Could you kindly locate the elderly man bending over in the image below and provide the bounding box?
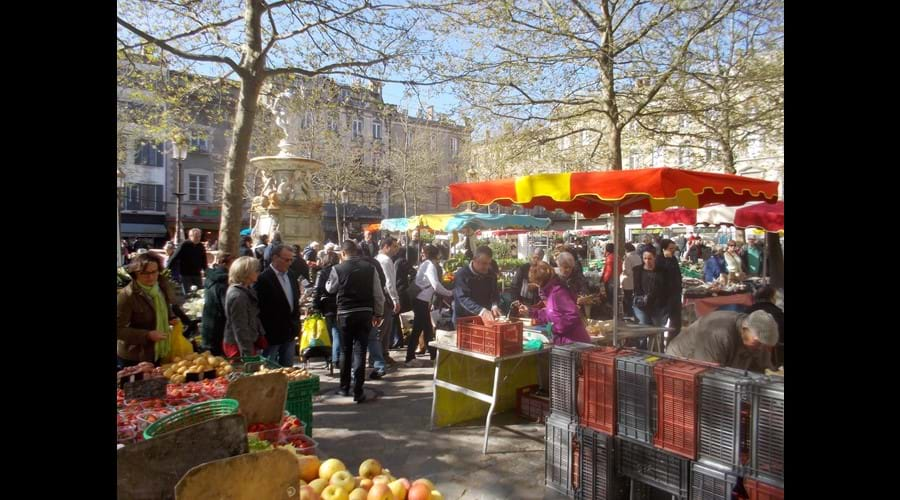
[666,310,777,373]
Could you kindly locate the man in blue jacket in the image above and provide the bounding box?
[704,246,728,283]
[452,245,501,326]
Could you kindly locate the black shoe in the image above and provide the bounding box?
[336,388,350,397]
[369,369,385,380]
[354,393,367,404]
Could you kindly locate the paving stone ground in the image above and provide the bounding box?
[302,347,569,500]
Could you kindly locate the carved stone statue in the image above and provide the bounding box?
[271,90,306,157]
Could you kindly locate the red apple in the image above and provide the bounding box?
[407,483,431,500]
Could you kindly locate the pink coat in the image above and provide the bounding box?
[530,277,592,345]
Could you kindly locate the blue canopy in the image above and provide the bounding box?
[444,213,552,232]
[380,218,411,232]
[240,228,252,236]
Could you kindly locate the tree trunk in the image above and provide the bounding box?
[334,191,342,243]
[218,76,263,256]
[721,140,736,174]
[216,0,266,256]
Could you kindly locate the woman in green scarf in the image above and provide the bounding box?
[117,252,185,369]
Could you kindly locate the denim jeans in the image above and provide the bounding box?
[263,340,297,367]
[336,312,372,397]
[367,327,386,371]
[632,306,667,350]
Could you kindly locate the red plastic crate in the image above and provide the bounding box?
[653,359,708,459]
[743,478,784,500]
[578,347,633,435]
[456,316,523,356]
[516,384,550,423]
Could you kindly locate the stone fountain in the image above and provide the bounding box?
[249,90,325,247]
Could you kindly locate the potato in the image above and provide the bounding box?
[176,366,188,375]
[222,365,233,373]
[163,369,174,378]
[172,356,182,363]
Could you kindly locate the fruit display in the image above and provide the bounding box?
[246,415,314,453]
[584,319,613,336]
[160,351,232,384]
[295,457,443,500]
[252,365,314,382]
[116,378,229,444]
[117,361,165,381]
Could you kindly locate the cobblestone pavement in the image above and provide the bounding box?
[303,347,569,500]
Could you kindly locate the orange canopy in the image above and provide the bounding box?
[449,168,779,217]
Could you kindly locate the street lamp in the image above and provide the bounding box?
[172,138,189,245]
[117,168,126,268]
[339,187,349,242]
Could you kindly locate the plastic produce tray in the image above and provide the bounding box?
[749,378,784,485]
[551,342,598,421]
[697,368,759,472]
[690,462,739,500]
[517,384,550,423]
[546,413,577,497]
[616,352,662,444]
[579,347,634,436]
[653,359,708,459]
[616,437,690,498]
[575,426,628,500]
[456,316,523,356]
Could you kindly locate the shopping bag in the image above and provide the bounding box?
[163,319,194,362]
[299,315,316,351]
[308,316,331,348]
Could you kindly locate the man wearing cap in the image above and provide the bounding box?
[665,310,777,372]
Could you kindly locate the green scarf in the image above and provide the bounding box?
[136,281,171,360]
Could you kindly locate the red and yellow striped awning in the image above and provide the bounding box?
[449,168,779,218]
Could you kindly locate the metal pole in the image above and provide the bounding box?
[613,204,620,346]
[174,160,185,245]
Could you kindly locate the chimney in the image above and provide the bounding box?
[426,106,434,120]
[368,80,382,98]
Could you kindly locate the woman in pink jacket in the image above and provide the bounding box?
[517,261,592,345]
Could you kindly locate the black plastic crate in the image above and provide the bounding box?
[690,463,739,500]
[546,413,578,496]
[616,352,662,444]
[551,342,597,420]
[749,378,784,486]
[576,426,628,500]
[697,368,759,472]
[616,437,690,498]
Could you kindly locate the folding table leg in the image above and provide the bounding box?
[430,349,441,430]
[482,361,502,454]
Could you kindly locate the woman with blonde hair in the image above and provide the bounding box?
[222,256,267,357]
[517,261,592,345]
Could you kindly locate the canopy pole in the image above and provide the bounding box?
[613,204,620,346]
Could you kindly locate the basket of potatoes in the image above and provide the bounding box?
[161,352,233,385]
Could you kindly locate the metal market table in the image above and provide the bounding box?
[428,341,548,454]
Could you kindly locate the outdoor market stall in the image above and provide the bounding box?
[449,167,780,345]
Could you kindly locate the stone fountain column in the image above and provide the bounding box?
[249,90,325,248]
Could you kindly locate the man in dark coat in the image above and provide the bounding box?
[452,245,501,326]
[657,239,683,342]
[166,228,207,295]
[254,243,301,367]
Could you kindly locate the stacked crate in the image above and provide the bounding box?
[747,378,784,491]
[546,342,596,496]
[616,352,663,444]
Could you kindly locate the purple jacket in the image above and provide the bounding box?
[531,276,592,345]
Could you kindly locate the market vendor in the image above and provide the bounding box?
[704,246,728,283]
[510,249,544,311]
[453,245,501,326]
[117,252,190,369]
[665,310,777,372]
[517,261,592,345]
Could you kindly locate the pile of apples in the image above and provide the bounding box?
[296,456,442,500]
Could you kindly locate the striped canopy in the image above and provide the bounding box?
[449,168,779,217]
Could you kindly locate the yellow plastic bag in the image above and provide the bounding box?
[163,319,194,363]
[310,316,331,348]
[299,316,316,351]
